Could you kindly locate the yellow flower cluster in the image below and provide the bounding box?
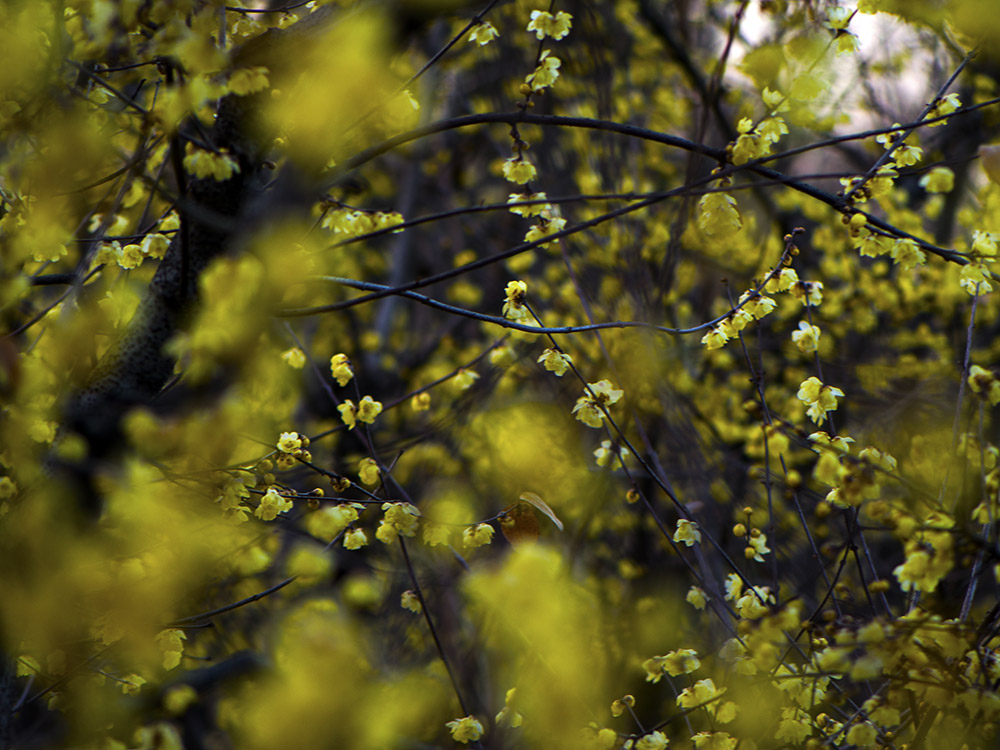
[375,501,420,544]
[183,144,240,181]
[572,380,624,428]
[275,430,311,469]
[526,10,573,41]
[337,396,382,430]
[796,377,844,424]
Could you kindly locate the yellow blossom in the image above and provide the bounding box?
[376,502,420,544]
[677,678,723,709]
[183,144,240,181]
[673,518,701,547]
[791,321,820,353]
[495,687,523,728]
[357,395,383,424]
[454,368,480,391]
[927,93,960,126]
[698,191,742,237]
[527,10,573,40]
[526,50,561,91]
[686,586,708,609]
[747,532,770,561]
[329,353,353,386]
[121,673,146,695]
[156,629,186,671]
[969,365,1000,405]
[797,377,844,424]
[338,400,358,430]
[765,267,798,293]
[503,280,528,320]
[281,347,306,369]
[400,590,422,613]
[920,166,954,193]
[422,523,450,546]
[255,487,293,521]
[359,458,380,485]
[446,716,484,743]
[644,649,701,683]
[635,731,669,750]
[163,684,197,715]
[463,523,495,548]
[742,292,777,319]
[468,21,499,46]
[573,380,624,428]
[724,573,742,601]
[508,191,550,217]
[791,280,823,306]
[276,431,303,454]
[735,586,773,619]
[538,348,573,376]
[890,238,926,269]
[343,528,368,550]
[306,504,359,540]
[701,326,729,350]
[502,158,537,184]
[524,215,567,246]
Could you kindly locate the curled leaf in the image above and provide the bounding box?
[518,491,563,531]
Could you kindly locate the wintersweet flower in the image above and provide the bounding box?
[281,347,306,369]
[343,528,368,550]
[677,678,724,709]
[400,590,422,613]
[526,50,561,91]
[635,731,669,750]
[797,377,844,424]
[453,368,480,390]
[920,166,954,193]
[463,523,494,548]
[791,280,823,306]
[338,400,357,430]
[446,716,484,743]
[741,292,776,319]
[255,487,293,521]
[357,395,382,424]
[468,21,499,45]
[791,321,820,353]
[825,6,852,29]
[538,348,573,376]
[572,380,624,428]
[673,519,701,547]
[735,586,774,619]
[701,326,729,350]
[359,458,381,485]
[927,92,961,126]
[376,502,419,544]
[969,365,1000,405]
[746,531,770,562]
[687,586,707,609]
[503,280,528,320]
[502,157,537,184]
[698,192,742,236]
[890,238,926,269]
[507,191,551,217]
[329,353,353,385]
[527,10,572,40]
